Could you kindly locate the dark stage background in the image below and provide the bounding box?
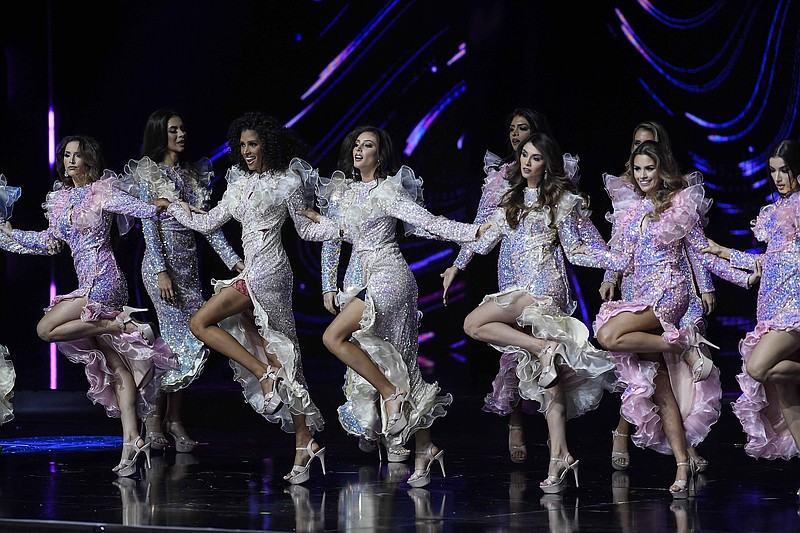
[0,1,797,400]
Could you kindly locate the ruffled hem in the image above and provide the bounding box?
[0,173,22,222]
[482,350,539,416]
[482,289,617,420]
[213,277,324,434]
[160,334,209,392]
[57,329,177,419]
[0,345,15,424]
[595,303,722,454]
[731,321,800,459]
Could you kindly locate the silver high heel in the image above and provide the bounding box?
[407,443,445,488]
[540,455,579,494]
[116,306,156,345]
[538,343,566,389]
[611,430,630,471]
[285,439,327,485]
[670,461,693,499]
[382,435,411,463]
[379,389,408,435]
[165,420,199,453]
[681,328,718,382]
[143,414,168,451]
[258,365,286,415]
[508,424,527,464]
[689,454,708,474]
[113,436,152,477]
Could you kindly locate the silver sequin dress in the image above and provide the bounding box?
[0,172,179,419]
[0,345,14,425]
[127,157,242,392]
[167,160,336,433]
[314,166,480,446]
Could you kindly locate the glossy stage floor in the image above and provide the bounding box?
[1,351,800,533]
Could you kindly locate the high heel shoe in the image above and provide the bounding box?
[116,306,156,345]
[682,328,718,382]
[669,461,693,499]
[407,443,445,488]
[258,365,286,415]
[381,434,411,463]
[285,438,327,485]
[143,414,168,451]
[165,420,199,453]
[508,424,527,464]
[689,455,708,474]
[611,430,630,471]
[540,455,579,494]
[113,437,152,478]
[379,389,408,436]
[538,343,566,389]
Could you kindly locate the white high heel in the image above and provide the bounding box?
[682,328,718,382]
[538,343,566,389]
[407,443,445,488]
[116,306,156,345]
[540,455,579,494]
[611,430,630,471]
[285,439,327,485]
[113,436,152,477]
[670,461,693,499]
[258,365,286,415]
[379,389,408,435]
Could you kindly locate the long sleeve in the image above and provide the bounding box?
[204,229,242,270]
[386,192,479,244]
[167,200,232,234]
[0,229,56,255]
[464,209,504,255]
[321,239,342,293]
[729,248,761,271]
[559,206,629,271]
[687,248,715,294]
[685,225,750,288]
[136,181,168,273]
[453,168,509,269]
[286,186,340,242]
[105,184,163,220]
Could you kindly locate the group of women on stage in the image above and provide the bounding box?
[0,107,798,498]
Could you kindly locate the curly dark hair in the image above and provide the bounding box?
[627,140,684,220]
[769,138,800,197]
[499,132,586,230]
[337,125,399,181]
[226,111,308,172]
[55,135,105,187]
[142,108,188,166]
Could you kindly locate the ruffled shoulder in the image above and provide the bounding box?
[653,179,710,244]
[315,169,353,218]
[754,190,800,241]
[286,157,318,209]
[603,173,640,223]
[43,181,70,218]
[483,150,503,174]
[73,170,137,233]
[0,174,22,222]
[219,167,246,213]
[563,153,580,182]
[124,157,178,201]
[553,191,588,225]
[221,166,300,214]
[373,166,425,236]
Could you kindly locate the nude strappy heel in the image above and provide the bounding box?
[284,439,327,485]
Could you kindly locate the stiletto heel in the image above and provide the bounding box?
[670,461,692,499]
[285,438,327,485]
[143,414,168,451]
[538,343,566,389]
[689,454,708,474]
[379,389,408,435]
[681,328,718,382]
[258,365,286,415]
[116,306,156,345]
[540,455,579,494]
[407,443,445,488]
[611,430,630,471]
[165,420,199,453]
[508,424,527,464]
[114,437,151,477]
[382,435,411,463]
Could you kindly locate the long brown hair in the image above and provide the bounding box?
[499,132,585,230]
[628,140,684,220]
[55,135,105,187]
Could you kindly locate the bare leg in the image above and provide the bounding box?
[36,297,140,342]
[541,383,572,483]
[284,413,324,481]
[190,287,279,397]
[746,330,800,384]
[463,293,552,355]
[164,389,197,447]
[508,403,527,463]
[144,391,169,448]
[612,416,632,470]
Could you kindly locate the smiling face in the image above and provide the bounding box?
[632,153,660,197]
[518,140,546,188]
[509,115,532,152]
[239,129,264,172]
[63,140,90,186]
[770,155,799,196]
[353,131,379,181]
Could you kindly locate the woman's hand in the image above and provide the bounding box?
[322,291,338,315]
[599,281,616,302]
[233,261,245,273]
[701,238,730,260]
[297,208,322,223]
[158,271,176,305]
[151,197,171,215]
[701,292,717,315]
[440,265,460,306]
[0,221,12,236]
[747,259,763,289]
[477,222,492,239]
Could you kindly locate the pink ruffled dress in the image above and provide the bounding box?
[592,175,750,454]
[728,191,800,459]
[0,172,178,419]
[466,187,618,419]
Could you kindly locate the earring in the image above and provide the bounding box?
[64,170,68,177]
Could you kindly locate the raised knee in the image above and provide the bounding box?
[463,315,481,340]
[189,315,207,341]
[36,324,55,343]
[595,327,617,351]
[322,329,341,353]
[745,360,769,383]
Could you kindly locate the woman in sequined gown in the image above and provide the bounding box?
[298,125,486,488]
[0,344,15,453]
[0,135,176,476]
[599,121,716,473]
[702,139,800,494]
[439,107,553,464]
[461,132,618,494]
[127,109,243,452]
[165,111,335,484]
[590,140,758,498]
